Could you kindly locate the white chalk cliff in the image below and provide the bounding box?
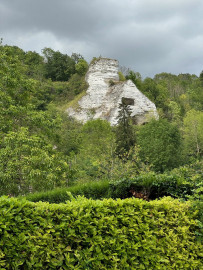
[67,58,158,125]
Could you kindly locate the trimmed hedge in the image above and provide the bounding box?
[0,196,202,269]
[25,180,110,203]
[108,173,194,200]
[25,173,196,204]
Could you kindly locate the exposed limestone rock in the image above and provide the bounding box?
[67,57,159,125]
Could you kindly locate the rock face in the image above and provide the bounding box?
[67,58,158,125]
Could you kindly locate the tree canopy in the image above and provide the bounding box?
[137,119,182,172]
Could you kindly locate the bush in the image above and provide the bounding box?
[0,196,202,269]
[25,180,110,203]
[108,173,194,200]
[118,71,126,81]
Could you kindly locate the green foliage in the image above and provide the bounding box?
[137,118,182,172]
[200,70,203,86]
[115,102,135,157]
[108,161,202,202]
[42,47,76,81]
[0,196,201,269]
[1,45,45,81]
[25,180,110,203]
[108,173,194,200]
[168,100,182,124]
[71,52,84,63]
[0,128,70,196]
[118,71,126,81]
[153,72,203,116]
[72,119,115,180]
[54,114,82,156]
[0,41,202,204]
[0,44,62,136]
[24,50,45,79]
[141,77,169,114]
[126,70,142,89]
[183,109,203,159]
[75,59,88,75]
[68,73,88,95]
[90,56,102,65]
[171,161,203,237]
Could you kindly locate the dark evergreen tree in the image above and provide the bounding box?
[115,101,135,158]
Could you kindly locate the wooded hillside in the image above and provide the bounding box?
[0,42,202,196]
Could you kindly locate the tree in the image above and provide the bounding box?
[0,128,70,196]
[71,119,115,179]
[24,50,45,79]
[141,77,170,113]
[137,119,182,172]
[75,59,88,75]
[200,70,203,86]
[126,70,142,89]
[0,44,35,133]
[183,110,203,159]
[168,101,181,125]
[0,45,62,139]
[55,114,82,156]
[115,102,135,158]
[71,53,84,64]
[42,48,75,81]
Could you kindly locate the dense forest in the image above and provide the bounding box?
[0,41,202,269]
[0,40,202,197]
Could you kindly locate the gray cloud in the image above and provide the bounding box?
[0,0,203,77]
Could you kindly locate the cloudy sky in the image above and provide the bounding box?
[0,0,203,78]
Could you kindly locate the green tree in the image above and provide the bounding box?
[0,44,35,132]
[55,113,82,156]
[199,70,203,86]
[0,128,70,196]
[75,59,88,75]
[126,70,142,89]
[73,119,115,179]
[71,53,84,63]
[0,45,61,140]
[137,119,182,172]
[42,48,75,81]
[24,50,45,79]
[183,109,203,159]
[168,101,181,124]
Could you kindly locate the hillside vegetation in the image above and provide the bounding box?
[0,42,202,194]
[0,41,202,268]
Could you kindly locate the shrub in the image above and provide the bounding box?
[0,196,202,269]
[108,173,194,200]
[109,79,115,86]
[118,71,126,81]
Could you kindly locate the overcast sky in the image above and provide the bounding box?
[0,0,203,78]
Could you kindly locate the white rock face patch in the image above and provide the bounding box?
[67,58,159,125]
